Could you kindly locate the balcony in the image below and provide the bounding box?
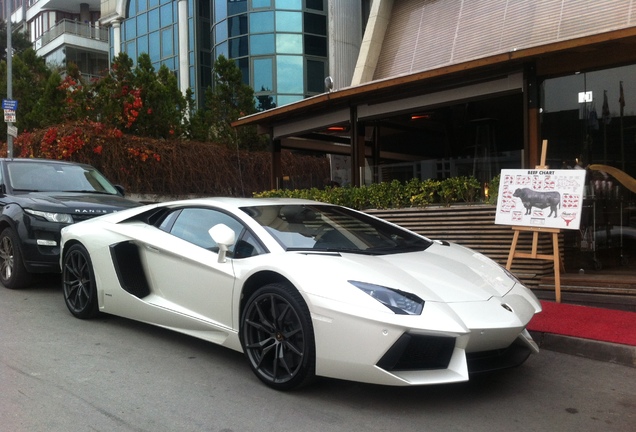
[34,19,109,58]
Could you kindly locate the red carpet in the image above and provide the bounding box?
[527,301,636,346]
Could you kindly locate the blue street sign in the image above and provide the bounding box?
[2,99,18,110]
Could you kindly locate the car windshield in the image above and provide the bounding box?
[7,162,119,194]
[242,204,432,255]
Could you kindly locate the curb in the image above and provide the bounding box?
[530,331,636,368]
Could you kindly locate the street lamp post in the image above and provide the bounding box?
[6,0,14,158]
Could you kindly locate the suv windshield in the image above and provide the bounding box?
[7,162,119,195]
[242,204,432,255]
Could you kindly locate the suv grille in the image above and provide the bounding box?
[73,213,106,223]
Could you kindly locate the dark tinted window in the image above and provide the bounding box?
[7,162,119,195]
[307,59,325,93]
[306,0,323,11]
[304,35,326,56]
[229,36,248,57]
[304,13,326,35]
[243,204,432,254]
[164,207,265,258]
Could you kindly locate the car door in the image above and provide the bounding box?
[138,207,246,329]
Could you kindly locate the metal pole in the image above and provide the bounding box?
[6,0,14,158]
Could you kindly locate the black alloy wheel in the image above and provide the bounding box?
[0,227,31,289]
[62,244,99,319]
[241,283,316,390]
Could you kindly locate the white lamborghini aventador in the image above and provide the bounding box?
[60,197,541,390]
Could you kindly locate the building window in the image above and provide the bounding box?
[230,36,249,57]
[253,57,274,91]
[251,34,275,55]
[306,59,325,93]
[228,14,248,37]
[304,12,326,35]
[276,11,302,32]
[250,11,274,33]
[277,0,302,10]
[304,35,326,57]
[276,34,302,54]
[277,55,303,93]
[252,0,272,9]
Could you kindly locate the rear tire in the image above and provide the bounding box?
[241,283,316,390]
[62,244,99,319]
[0,227,31,289]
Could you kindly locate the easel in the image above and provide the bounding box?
[505,140,562,302]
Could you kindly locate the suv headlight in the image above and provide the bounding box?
[25,209,74,224]
[349,280,424,315]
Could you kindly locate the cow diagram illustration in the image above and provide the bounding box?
[495,169,587,230]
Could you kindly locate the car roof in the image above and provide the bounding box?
[0,158,91,167]
[163,196,325,209]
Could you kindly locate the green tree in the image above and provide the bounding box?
[0,48,52,139]
[90,53,135,130]
[191,55,265,149]
[88,53,186,139]
[25,70,66,127]
[0,21,32,61]
[132,54,186,138]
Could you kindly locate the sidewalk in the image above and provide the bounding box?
[527,300,636,368]
[529,331,636,368]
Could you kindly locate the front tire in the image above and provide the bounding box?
[241,283,316,390]
[0,227,31,289]
[62,244,99,319]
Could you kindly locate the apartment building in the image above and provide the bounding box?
[3,0,107,79]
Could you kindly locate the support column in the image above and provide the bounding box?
[525,63,540,168]
[350,107,360,186]
[372,123,380,183]
[356,123,366,185]
[112,19,122,57]
[178,0,190,96]
[271,138,282,190]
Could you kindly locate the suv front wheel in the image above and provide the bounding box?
[0,227,31,289]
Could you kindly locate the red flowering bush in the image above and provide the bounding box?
[3,120,329,197]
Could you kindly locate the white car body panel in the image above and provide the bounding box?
[60,197,541,387]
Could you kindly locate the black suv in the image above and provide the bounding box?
[0,158,141,289]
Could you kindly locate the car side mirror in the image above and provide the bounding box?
[114,185,126,196]
[209,224,236,263]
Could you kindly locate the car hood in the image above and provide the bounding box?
[299,242,516,304]
[15,191,140,214]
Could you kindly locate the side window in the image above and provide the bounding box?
[169,208,245,252]
[234,230,267,258]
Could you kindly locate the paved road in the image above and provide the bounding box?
[1,276,635,432]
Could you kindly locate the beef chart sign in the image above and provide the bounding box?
[495,169,587,230]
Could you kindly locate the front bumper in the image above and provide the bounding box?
[309,287,541,386]
[17,216,67,273]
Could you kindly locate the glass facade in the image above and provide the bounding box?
[541,64,636,273]
[542,64,636,177]
[119,0,196,94]
[212,0,328,110]
[117,0,327,109]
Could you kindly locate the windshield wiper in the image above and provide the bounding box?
[11,188,42,193]
[60,190,113,195]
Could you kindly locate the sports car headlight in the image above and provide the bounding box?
[25,209,74,224]
[349,281,424,315]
